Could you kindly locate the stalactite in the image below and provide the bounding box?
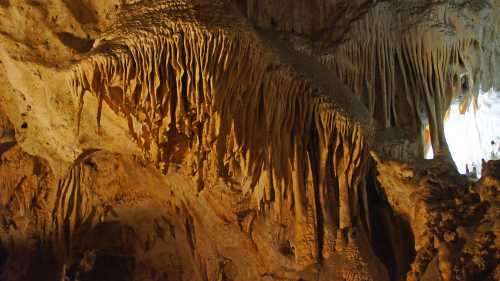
[66,0,375,267]
[48,150,113,263]
[322,2,497,161]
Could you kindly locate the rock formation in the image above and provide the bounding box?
[0,0,498,281]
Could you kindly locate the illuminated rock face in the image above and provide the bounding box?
[0,1,498,281]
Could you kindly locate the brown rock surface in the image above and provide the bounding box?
[0,0,498,281]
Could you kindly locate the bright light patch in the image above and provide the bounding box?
[426,89,500,177]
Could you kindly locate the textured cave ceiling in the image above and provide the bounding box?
[0,1,498,281]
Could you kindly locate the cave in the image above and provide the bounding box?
[0,1,498,281]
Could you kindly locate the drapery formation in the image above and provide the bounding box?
[67,0,374,267]
[322,2,498,159]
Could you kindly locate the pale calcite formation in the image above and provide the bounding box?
[323,1,500,160]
